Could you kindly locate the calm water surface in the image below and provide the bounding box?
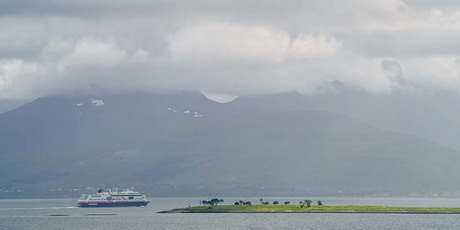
[2,197,460,229]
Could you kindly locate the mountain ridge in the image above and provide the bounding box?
[1,91,460,198]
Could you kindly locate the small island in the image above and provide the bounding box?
[160,205,460,214]
[159,199,460,214]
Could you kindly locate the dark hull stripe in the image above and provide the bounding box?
[77,201,150,208]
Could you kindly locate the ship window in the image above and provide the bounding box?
[129,196,133,200]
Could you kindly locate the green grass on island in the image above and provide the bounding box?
[166,205,460,214]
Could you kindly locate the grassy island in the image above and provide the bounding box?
[160,205,460,214]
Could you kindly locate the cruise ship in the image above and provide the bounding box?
[77,189,150,207]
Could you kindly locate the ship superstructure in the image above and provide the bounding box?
[77,189,150,207]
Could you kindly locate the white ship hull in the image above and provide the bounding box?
[77,189,150,208]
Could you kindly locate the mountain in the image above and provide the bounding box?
[0,99,29,114]
[1,91,460,198]
[234,85,460,152]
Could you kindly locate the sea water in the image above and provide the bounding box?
[2,197,460,229]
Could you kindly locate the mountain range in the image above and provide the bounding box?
[1,90,460,198]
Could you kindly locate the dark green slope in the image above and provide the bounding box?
[145,110,460,194]
[232,86,460,151]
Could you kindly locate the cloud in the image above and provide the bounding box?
[168,23,342,63]
[1,0,460,99]
[166,22,396,95]
[168,23,288,62]
[0,38,152,98]
[288,33,342,58]
[0,59,45,98]
[402,56,460,90]
[59,38,127,69]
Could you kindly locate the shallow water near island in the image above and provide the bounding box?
[2,197,460,229]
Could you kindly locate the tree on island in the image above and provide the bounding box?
[260,198,264,205]
[236,200,251,205]
[201,198,224,206]
[285,201,290,205]
[317,200,322,206]
[273,201,279,205]
[210,198,219,206]
[304,200,312,207]
[264,202,269,205]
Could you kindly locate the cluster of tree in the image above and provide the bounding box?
[201,198,224,206]
[259,198,271,205]
[234,200,252,205]
[299,200,323,207]
[259,198,290,205]
[234,198,321,207]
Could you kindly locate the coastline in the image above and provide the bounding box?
[159,205,460,214]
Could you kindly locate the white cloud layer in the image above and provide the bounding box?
[1,0,460,99]
[168,23,342,62]
[60,38,127,68]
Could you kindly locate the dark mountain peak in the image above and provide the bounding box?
[3,91,213,113]
[328,79,347,91]
[381,59,407,85]
[230,91,307,110]
[317,79,369,96]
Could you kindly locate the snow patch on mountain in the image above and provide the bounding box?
[168,107,178,112]
[193,112,204,117]
[91,99,105,107]
[168,107,204,118]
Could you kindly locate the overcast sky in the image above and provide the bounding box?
[1,0,460,101]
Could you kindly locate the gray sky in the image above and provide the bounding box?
[1,0,460,101]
